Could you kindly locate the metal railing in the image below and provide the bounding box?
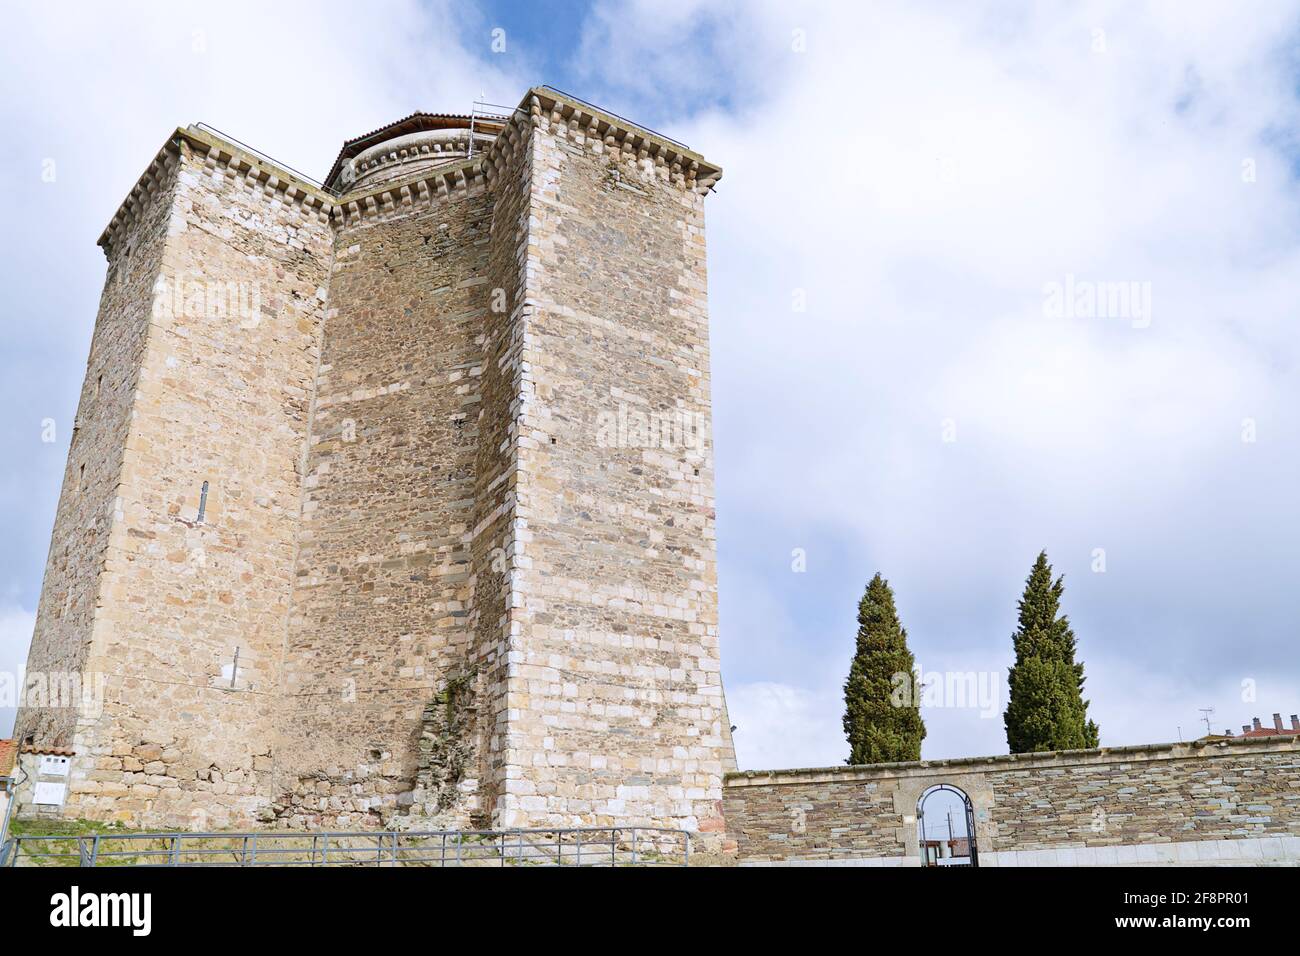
[469,98,519,159]
[538,86,689,149]
[0,826,690,868]
[194,123,326,189]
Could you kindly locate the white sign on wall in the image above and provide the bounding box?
[39,755,70,777]
[33,782,67,806]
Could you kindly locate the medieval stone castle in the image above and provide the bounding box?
[14,88,734,840]
[14,86,1300,866]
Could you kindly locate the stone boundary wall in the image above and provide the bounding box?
[723,736,1300,866]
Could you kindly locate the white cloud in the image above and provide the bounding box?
[0,605,36,738]
[582,0,1300,764]
[0,0,533,402]
[728,681,845,770]
[4,0,1298,770]
[3,0,528,193]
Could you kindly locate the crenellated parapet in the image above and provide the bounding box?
[330,156,489,228]
[346,127,494,190]
[187,129,334,226]
[96,87,722,258]
[480,88,723,195]
[97,142,180,259]
[97,125,334,259]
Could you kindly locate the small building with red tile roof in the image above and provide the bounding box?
[1237,714,1300,738]
[0,739,16,778]
[0,738,16,842]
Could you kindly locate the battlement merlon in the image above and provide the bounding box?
[520,87,721,185]
[95,88,723,259]
[95,124,334,259]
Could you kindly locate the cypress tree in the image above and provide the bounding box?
[1004,551,1100,753]
[843,572,926,764]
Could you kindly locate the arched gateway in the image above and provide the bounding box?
[917,784,979,867]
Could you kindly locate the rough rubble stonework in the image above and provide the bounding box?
[14,87,1298,868]
[13,89,733,844]
[724,736,1300,865]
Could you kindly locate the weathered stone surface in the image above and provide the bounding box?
[482,103,732,838]
[15,89,1295,865]
[14,89,734,844]
[723,737,1300,864]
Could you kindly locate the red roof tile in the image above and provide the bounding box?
[323,112,506,191]
[0,739,16,776]
[19,745,75,756]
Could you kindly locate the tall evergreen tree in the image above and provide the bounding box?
[1004,551,1100,753]
[843,573,926,764]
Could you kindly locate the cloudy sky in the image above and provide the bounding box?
[2,0,1297,768]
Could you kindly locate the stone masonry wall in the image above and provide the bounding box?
[479,98,735,839]
[15,149,181,756]
[724,737,1300,865]
[17,90,734,841]
[275,171,494,828]
[16,135,334,828]
[469,119,533,828]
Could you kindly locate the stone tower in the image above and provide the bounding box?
[14,88,734,843]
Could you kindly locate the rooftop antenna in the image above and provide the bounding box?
[1199,706,1216,736]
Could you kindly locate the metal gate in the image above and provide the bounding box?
[917,784,978,868]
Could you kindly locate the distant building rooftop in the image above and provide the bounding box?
[1235,713,1299,738]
